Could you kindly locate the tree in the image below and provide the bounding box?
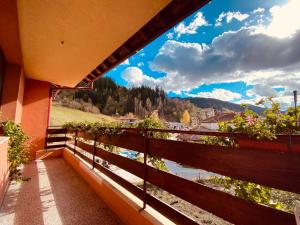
[135,115,169,171]
[180,110,190,125]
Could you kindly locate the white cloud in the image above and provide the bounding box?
[137,62,144,67]
[240,90,294,109]
[252,8,265,14]
[121,67,157,87]
[187,89,242,101]
[122,0,300,104]
[174,12,208,37]
[151,17,300,92]
[257,0,300,38]
[215,11,249,26]
[166,32,174,39]
[120,59,130,66]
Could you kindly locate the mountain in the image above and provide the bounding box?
[183,97,265,114]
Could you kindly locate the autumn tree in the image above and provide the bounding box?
[180,110,191,125]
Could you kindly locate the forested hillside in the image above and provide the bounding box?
[54,77,198,122]
[54,77,264,122]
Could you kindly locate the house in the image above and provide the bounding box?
[118,115,138,125]
[166,122,188,130]
[191,108,215,126]
[199,112,237,130]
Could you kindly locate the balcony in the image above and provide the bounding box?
[0,158,122,225]
[1,126,291,225]
[0,127,299,225]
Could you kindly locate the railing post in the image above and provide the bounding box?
[45,128,49,150]
[142,130,149,210]
[74,130,78,155]
[92,137,97,169]
[64,129,67,147]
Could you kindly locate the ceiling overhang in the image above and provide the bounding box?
[80,0,211,87]
[0,0,211,87]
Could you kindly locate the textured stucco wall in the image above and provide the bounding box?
[0,64,24,123]
[21,79,50,159]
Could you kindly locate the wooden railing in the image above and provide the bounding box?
[45,127,300,225]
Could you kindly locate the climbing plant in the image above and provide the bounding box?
[202,98,300,210]
[2,121,30,179]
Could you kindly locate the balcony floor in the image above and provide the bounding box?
[0,158,123,225]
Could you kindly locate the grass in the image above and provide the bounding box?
[50,105,115,126]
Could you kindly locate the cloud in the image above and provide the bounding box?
[252,8,265,14]
[120,59,130,66]
[248,84,278,97]
[151,22,300,92]
[122,0,300,105]
[121,67,197,92]
[166,33,174,39]
[152,25,300,82]
[137,62,144,67]
[258,0,300,38]
[187,88,242,101]
[240,88,294,109]
[215,11,249,26]
[121,67,158,87]
[174,12,208,37]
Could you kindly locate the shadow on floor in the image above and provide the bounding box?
[0,158,123,225]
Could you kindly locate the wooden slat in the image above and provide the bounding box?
[95,147,144,178]
[77,131,94,140]
[98,133,144,152]
[47,128,66,134]
[46,136,68,143]
[148,139,300,194]
[92,162,197,225]
[45,144,65,149]
[74,149,93,165]
[76,140,94,154]
[147,166,295,225]
[94,163,144,199]
[146,193,199,225]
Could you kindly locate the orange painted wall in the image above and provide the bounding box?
[0,137,9,206]
[21,79,50,159]
[0,64,24,123]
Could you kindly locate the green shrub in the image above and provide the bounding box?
[202,97,300,211]
[134,115,169,171]
[2,121,30,179]
[63,115,169,171]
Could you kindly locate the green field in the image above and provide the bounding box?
[50,105,115,126]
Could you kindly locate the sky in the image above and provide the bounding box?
[105,0,300,109]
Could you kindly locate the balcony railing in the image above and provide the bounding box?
[46,127,300,225]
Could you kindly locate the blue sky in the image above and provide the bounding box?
[105,0,300,109]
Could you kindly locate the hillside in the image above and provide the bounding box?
[54,77,197,122]
[50,105,115,126]
[54,77,265,123]
[185,97,265,114]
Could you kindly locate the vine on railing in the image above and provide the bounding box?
[62,115,169,171]
[202,98,300,211]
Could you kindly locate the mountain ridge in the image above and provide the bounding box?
[176,97,265,114]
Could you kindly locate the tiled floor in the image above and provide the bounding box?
[0,158,123,225]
